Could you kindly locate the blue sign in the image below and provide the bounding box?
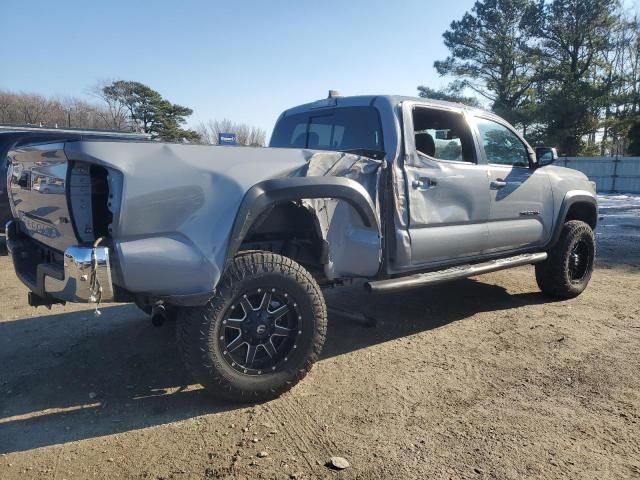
[219,133,237,145]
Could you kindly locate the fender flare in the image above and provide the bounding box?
[224,176,380,267]
[545,191,597,249]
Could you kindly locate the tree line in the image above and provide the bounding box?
[0,90,111,131]
[0,81,267,146]
[196,119,266,146]
[422,0,640,156]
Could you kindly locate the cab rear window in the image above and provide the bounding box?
[270,107,383,153]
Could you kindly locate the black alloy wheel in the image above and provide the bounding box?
[177,251,327,402]
[219,287,302,375]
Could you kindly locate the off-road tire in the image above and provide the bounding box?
[177,251,327,402]
[535,220,595,299]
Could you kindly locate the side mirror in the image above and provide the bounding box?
[536,147,558,167]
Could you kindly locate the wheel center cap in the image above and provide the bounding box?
[256,324,267,335]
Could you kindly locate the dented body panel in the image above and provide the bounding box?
[4,95,598,308]
[6,138,382,303]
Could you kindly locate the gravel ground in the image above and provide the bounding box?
[0,194,638,479]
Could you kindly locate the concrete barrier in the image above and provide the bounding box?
[556,157,640,193]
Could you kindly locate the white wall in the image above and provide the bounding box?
[557,157,640,193]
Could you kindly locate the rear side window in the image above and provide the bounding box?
[412,107,476,163]
[270,107,383,153]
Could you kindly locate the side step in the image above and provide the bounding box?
[366,252,548,294]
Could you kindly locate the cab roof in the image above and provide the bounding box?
[280,94,496,120]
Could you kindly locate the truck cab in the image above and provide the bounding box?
[269,94,596,281]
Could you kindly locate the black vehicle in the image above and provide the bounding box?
[1,157,10,227]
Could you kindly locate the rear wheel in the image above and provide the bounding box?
[535,220,595,299]
[177,251,327,402]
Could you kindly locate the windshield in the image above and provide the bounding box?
[270,107,384,155]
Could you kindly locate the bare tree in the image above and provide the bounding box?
[197,119,267,146]
[597,12,640,155]
[17,93,49,125]
[0,87,127,131]
[89,81,130,131]
[0,90,13,123]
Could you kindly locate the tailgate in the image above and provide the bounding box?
[2,127,150,252]
[7,142,78,252]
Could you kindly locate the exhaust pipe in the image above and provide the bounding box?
[151,305,167,327]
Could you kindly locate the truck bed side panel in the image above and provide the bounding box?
[63,142,381,296]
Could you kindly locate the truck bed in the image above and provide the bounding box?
[3,131,382,305]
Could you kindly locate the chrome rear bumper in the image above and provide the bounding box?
[6,220,114,304]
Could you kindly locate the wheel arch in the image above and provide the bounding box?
[546,191,597,249]
[237,201,329,275]
[224,177,381,280]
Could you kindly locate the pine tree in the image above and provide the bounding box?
[100,81,199,141]
[433,0,541,127]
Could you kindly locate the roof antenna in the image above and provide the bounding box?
[328,90,341,98]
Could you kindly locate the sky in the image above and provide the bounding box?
[2,0,639,136]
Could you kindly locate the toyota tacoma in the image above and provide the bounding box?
[2,94,598,402]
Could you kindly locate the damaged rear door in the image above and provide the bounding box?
[401,102,491,266]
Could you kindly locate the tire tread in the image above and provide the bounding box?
[535,220,595,299]
[177,251,327,402]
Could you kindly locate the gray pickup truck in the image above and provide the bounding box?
[3,94,597,402]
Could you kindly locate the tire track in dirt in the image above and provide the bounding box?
[284,395,339,455]
[263,394,338,471]
[262,402,317,471]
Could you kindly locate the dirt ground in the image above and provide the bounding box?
[0,195,639,480]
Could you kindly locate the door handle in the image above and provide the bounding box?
[412,177,437,189]
[490,179,507,190]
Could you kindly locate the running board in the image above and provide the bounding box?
[365,252,548,294]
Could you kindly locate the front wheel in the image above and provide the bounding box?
[177,251,327,402]
[535,220,595,299]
